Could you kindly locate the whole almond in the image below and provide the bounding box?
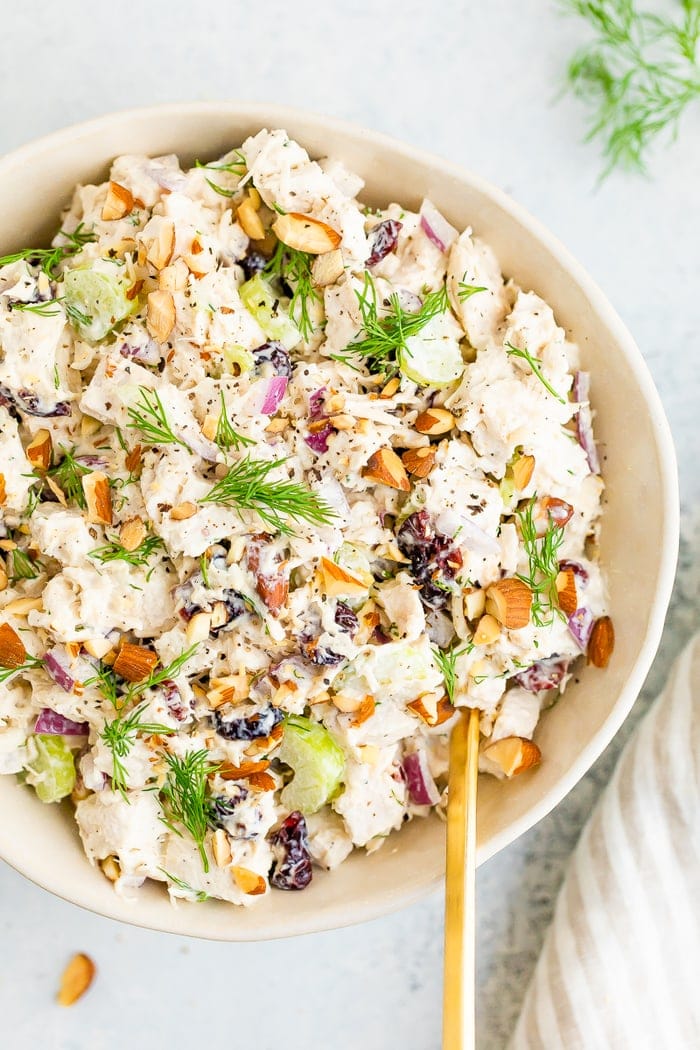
[555,568,578,617]
[147,289,176,343]
[401,446,436,478]
[414,407,455,436]
[237,196,266,240]
[25,429,53,471]
[119,517,147,552]
[0,622,27,668]
[272,212,341,254]
[588,615,615,668]
[486,578,532,629]
[101,181,134,221]
[482,736,541,777]
[363,447,410,491]
[57,953,95,1007]
[112,643,159,683]
[511,453,535,490]
[82,472,113,526]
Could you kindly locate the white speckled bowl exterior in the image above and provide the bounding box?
[0,103,678,941]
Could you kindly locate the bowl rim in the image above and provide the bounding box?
[0,101,680,939]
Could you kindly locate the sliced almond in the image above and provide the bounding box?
[0,622,27,668]
[407,692,440,726]
[328,413,355,431]
[158,258,190,293]
[82,471,112,526]
[414,408,455,436]
[147,289,176,343]
[231,866,266,896]
[99,855,121,882]
[186,611,212,644]
[380,377,400,399]
[486,578,532,630]
[247,770,276,792]
[464,588,486,621]
[124,444,142,474]
[57,953,95,1007]
[206,671,250,710]
[219,759,271,781]
[434,696,455,726]
[588,615,615,668]
[126,278,144,302]
[170,501,198,521]
[212,828,232,867]
[237,196,266,240]
[3,595,42,616]
[311,248,345,287]
[118,516,147,552]
[272,212,342,254]
[473,613,501,646]
[45,476,67,506]
[331,693,364,714]
[511,453,535,491]
[318,557,368,598]
[555,569,578,616]
[482,736,541,777]
[144,218,175,270]
[101,180,134,221]
[112,642,158,683]
[25,429,53,471]
[401,446,436,479]
[363,447,410,491]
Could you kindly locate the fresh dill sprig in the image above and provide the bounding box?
[199,553,210,587]
[562,0,700,175]
[335,273,450,375]
[46,446,93,509]
[0,654,44,684]
[84,661,120,707]
[8,547,43,583]
[194,152,247,197]
[0,223,96,279]
[200,455,336,536]
[124,645,198,702]
[101,704,177,798]
[457,282,487,302]
[515,496,566,626]
[89,534,166,574]
[7,296,92,328]
[127,387,192,452]
[432,643,472,704]
[214,391,255,452]
[265,240,320,342]
[159,750,221,871]
[505,343,566,404]
[157,868,210,901]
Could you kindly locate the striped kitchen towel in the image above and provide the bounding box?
[510,633,700,1050]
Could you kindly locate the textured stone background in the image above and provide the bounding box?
[0,2,698,1047]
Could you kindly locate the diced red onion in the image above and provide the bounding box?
[144,160,187,192]
[395,288,423,313]
[402,751,441,806]
[308,388,327,421]
[35,708,88,736]
[305,424,333,454]
[515,656,570,693]
[435,511,501,557]
[568,607,594,650]
[559,559,589,586]
[119,338,161,366]
[259,376,288,415]
[573,371,601,474]
[419,199,458,254]
[43,649,75,693]
[75,454,108,469]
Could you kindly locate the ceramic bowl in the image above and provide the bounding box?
[0,102,678,940]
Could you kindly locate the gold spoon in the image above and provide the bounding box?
[443,705,481,1049]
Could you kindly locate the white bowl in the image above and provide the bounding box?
[0,103,678,940]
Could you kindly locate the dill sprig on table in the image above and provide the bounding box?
[200,455,336,535]
[265,240,320,342]
[562,0,700,174]
[505,343,566,404]
[515,497,566,626]
[101,704,177,798]
[159,750,221,871]
[0,223,96,278]
[126,386,192,452]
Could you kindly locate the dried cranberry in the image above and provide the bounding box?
[252,341,292,379]
[366,219,402,268]
[396,510,461,610]
[514,656,570,693]
[209,785,249,827]
[300,635,344,666]
[213,704,283,741]
[240,251,268,280]
[559,560,589,586]
[269,812,313,891]
[15,389,70,417]
[335,602,358,635]
[161,680,190,722]
[210,590,247,636]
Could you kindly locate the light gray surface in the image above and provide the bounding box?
[0,2,698,1047]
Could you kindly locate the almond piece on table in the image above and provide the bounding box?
[170,501,198,521]
[147,289,176,343]
[588,615,615,668]
[0,622,27,668]
[272,212,342,254]
[482,736,541,777]
[311,248,345,287]
[486,578,532,630]
[511,453,535,491]
[237,196,266,240]
[555,568,578,616]
[318,557,368,598]
[25,429,53,471]
[414,407,455,436]
[401,446,436,479]
[101,180,134,221]
[473,613,501,646]
[231,866,267,896]
[82,471,112,526]
[363,447,410,491]
[57,953,95,1007]
[119,517,147,552]
[113,642,159,683]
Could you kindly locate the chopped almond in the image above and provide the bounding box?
[212,828,232,867]
[349,695,375,727]
[272,212,341,254]
[332,693,364,714]
[219,759,271,780]
[99,856,121,882]
[101,180,134,221]
[536,496,574,533]
[119,517,147,552]
[486,578,532,629]
[0,474,5,506]
[25,430,53,471]
[482,736,541,777]
[2,596,42,616]
[0,622,27,668]
[407,692,441,726]
[82,471,112,526]
[318,557,367,598]
[588,615,615,668]
[0,566,7,592]
[247,770,277,792]
[147,289,176,343]
[401,446,436,478]
[83,637,114,660]
[555,568,578,616]
[231,866,266,896]
[158,258,190,293]
[237,196,266,240]
[464,588,486,621]
[124,445,142,474]
[433,696,456,726]
[113,643,158,683]
[45,476,67,506]
[144,218,175,270]
[80,415,102,438]
[186,611,212,644]
[126,278,144,302]
[379,376,400,399]
[247,535,289,614]
[363,447,410,491]
[473,613,501,646]
[511,454,535,490]
[414,408,455,435]
[170,501,198,521]
[311,248,345,287]
[57,953,95,1007]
